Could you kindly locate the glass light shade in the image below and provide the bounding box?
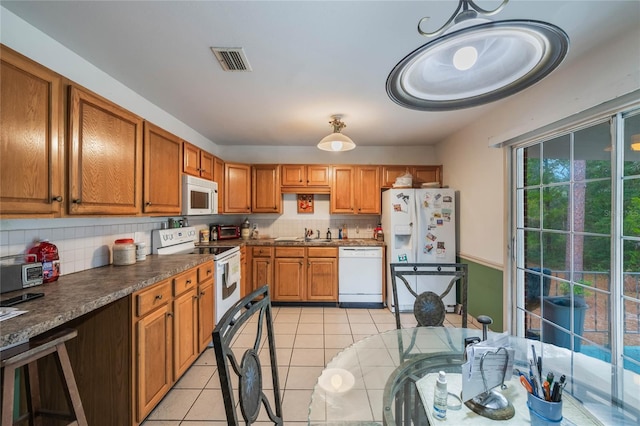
[387,20,569,110]
[317,132,356,151]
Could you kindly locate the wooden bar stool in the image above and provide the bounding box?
[1,328,87,426]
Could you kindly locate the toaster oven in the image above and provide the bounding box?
[216,225,240,240]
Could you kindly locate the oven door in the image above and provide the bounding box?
[215,252,241,322]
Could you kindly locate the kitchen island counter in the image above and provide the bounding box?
[0,253,213,348]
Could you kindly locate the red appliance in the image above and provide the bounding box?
[216,225,240,240]
[27,240,60,283]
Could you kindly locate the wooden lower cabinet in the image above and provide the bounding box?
[172,287,198,379]
[307,247,338,301]
[197,261,215,351]
[271,246,338,302]
[251,246,274,294]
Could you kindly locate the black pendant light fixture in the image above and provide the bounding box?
[386,0,569,111]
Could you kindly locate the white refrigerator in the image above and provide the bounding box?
[381,188,457,312]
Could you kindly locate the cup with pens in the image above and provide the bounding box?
[520,345,565,425]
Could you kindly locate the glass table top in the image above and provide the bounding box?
[307,327,640,425]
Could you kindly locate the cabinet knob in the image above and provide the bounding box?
[51,195,63,202]
[167,312,173,317]
[207,269,212,274]
[73,199,82,204]
[186,279,192,284]
[146,201,152,206]
[155,294,163,300]
[201,290,205,295]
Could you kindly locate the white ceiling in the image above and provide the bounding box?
[3,1,639,149]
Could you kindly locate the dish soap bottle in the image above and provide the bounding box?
[433,371,447,420]
[326,228,332,240]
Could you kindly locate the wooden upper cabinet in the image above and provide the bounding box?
[280,164,330,191]
[413,165,442,187]
[224,162,251,213]
[330,166,355,213]
[381,165,443,188]
[0,46,63,217]
[68,86,143,215]
[331,165,380,214]
[355,166,381,214]
[183,141,214,180]
[143,122,182,215]
[213,156,224,212]
[252,164,281,213]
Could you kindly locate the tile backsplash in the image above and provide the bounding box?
[0,194,380,277]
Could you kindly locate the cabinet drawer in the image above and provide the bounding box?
[173,268,197,296]
[307,247,337,258]
[275,247,305,258]
[136,280,171,318]
[198,261,214,282]
[252,246,273,257]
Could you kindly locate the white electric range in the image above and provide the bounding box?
[152,227,241,322]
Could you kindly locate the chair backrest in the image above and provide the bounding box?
[212,285,283,425]
[389,263,468,330]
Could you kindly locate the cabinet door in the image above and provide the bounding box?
[307,165,330,187]
[213,156,224,211]
[224,162,251,213]
[273,258,305,301]
[200,150,215,181]
[136,303,172,422]
[197,279,214,352]
[173,288,198,379]
[281,165,306,187]
[307,257,338,301]
[381,166,412,188]
[330,166,355,214]
[1,46,63,216]
[252,257,273,292]
[413,165,442,187]
[143,122,182,215]
[356,166,381,214]
[182,141,201,177]
[68,86,143,214]
[252,164,281,213]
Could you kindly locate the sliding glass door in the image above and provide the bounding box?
[512,108,640,374]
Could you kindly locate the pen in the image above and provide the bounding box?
[551,382,560,402]
[543,381,551,401]
[520,375,533,394]
[546,372,554,387]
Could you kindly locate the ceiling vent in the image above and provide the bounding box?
[210,47,252,72]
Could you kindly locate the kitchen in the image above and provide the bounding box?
[0,1,639,425]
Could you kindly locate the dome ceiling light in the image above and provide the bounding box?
[317,116,356,152]
[386,0,570,111]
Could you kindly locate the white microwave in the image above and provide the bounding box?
[182,175,218,215]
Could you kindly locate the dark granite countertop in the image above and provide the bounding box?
[197,238,385,248]
[0,254,213,349]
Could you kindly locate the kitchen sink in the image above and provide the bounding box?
[274,236,302,241]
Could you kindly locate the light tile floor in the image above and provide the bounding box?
[141,306,481,425]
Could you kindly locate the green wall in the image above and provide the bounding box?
[459,257,504,332]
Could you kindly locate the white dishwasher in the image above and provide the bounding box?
[338,247,384,308]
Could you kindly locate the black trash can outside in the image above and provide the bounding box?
[542,296,588,351]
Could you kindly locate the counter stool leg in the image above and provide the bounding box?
[2,365,17,426]
[25,362,42,425]
[54,342,87,426]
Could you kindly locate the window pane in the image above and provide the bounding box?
[623,178,640,237]
[624,113,640,177]
[542,232,568,271]
[524,145,541,186]
[523,188,540,228]
[623,299,640,372]
[574,122,611,179]
[524,267,551,313]
[543,135,570,184]
[524,230,541,268]
[543,185,569,230]
[580,235,611,283]
[578,181,611,234]
[622,240,640,282]
[583,288,610,348]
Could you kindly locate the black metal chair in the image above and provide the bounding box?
[212,285,283,425]
[389,262,469,330]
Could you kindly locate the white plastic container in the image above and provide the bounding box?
[113,239,136,266]
[433,370,447,420]
[135,242,147,262]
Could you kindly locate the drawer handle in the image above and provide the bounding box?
[186,279,192,284]
[207,269,212,274]
[52,195,63,202]
[200,290,205,296]
[155,294,163,300]
[73,199,82,204]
